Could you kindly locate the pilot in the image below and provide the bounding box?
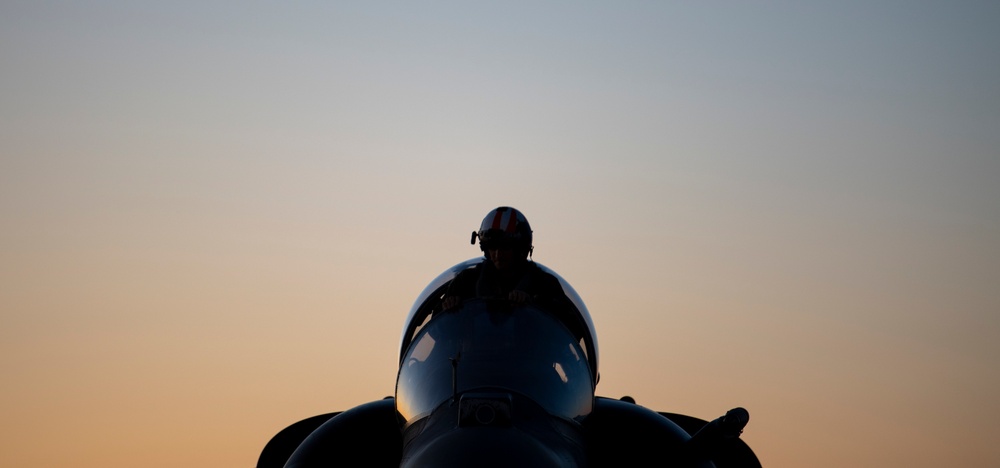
[442,207,566,311]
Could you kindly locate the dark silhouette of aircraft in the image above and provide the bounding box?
[258,259,761,467]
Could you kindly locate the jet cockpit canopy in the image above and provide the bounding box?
[396,259,599,425]
[398,258,598,380]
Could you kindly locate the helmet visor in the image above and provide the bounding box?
[479,239,517,251]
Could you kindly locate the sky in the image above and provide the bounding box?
[2,1,998,467]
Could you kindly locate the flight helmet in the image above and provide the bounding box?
[471,206,533,258]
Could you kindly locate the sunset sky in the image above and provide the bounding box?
[2,2,998,467]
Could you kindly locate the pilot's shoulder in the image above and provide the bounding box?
[525,262,562,288]
[446,262,482,291]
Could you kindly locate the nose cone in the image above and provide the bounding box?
[400,427,576,468]
[400,393,588,468]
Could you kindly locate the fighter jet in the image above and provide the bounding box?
[257,258,761,467]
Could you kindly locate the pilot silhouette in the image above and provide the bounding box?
[442,207,565,311]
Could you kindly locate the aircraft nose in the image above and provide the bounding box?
[457,393,512,427]
[400,392,587,468]
[399,427,574,468]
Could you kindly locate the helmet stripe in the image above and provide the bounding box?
[490,208,505,230]
[482,207,525,235]
[504,209,518,233]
